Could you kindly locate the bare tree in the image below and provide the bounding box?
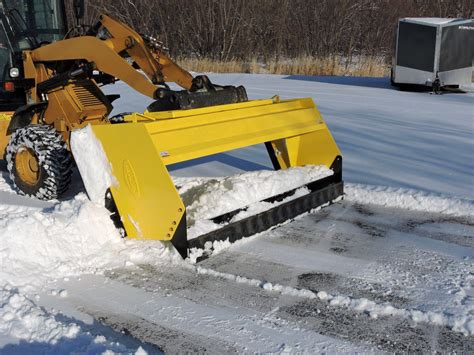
[77,0,473,62]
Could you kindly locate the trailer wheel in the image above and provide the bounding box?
[6,125,72,201]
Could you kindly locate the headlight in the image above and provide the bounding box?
[9,68,20,78]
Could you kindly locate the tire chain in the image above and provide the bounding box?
[6,125,73,201]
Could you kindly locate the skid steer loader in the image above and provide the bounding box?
[0,0,343,259]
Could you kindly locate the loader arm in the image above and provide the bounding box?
[28,14,247,114]
[30,36,160,99]
[97,14,194,90]
[29,14,194,99]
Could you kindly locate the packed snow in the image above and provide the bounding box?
[195,265,473,335]
[71,125,118,205]
[175,165,333,239]
[346,184,474,217]
[0,74,473,352]
[177,165,332,221]
[0,285,145,354]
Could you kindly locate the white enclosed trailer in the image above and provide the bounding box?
[392,18,473,88]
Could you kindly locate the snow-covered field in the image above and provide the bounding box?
[0,74,473,353]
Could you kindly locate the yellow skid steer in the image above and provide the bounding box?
[0,0,342,258]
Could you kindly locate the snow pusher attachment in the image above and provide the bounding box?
[78,96,343,259]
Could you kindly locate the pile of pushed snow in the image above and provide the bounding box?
[70,126,118,205]
[0,286,144,352]
[0,191,179,352]
[0,194,182,290]
[179,165,332,220]
[346,184,474,217]
[175,165,333,239]
[1,164,334,283]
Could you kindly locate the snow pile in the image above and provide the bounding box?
[0,286,145,353]
[0,191,180,352]
[0,165,331,287]
[176,165,332,239]
[71,125,118,204]
[0,286,79,344]
[180,165,332,220]
[346,184,474,217]
[0,194,181,289]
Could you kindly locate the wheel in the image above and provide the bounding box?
[6,125,73,200]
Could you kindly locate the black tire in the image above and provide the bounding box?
[6,125,73,201]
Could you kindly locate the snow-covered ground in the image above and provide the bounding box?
[0,74,473,353]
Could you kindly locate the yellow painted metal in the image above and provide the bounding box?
[0,113,13,157]
[0,113,12,121]
[128,98,277,121]
[15,148,40,185]
[87,97,340,241]
[99,15,193,89]
[90,123,185,241]
[271,129,341,169]
[31,37,159,99]
[3,96,338,233]
[124,97,340,167]
[29,14,194,103]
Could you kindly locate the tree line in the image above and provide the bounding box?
[79,0,472,62]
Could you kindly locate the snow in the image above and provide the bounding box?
[70,125,118,205]
[226,267,474,336]
[0,73,473,351]
[175,165,333,239]
[0,193,184,287]
[0,191,179,351]
[0,286,79,343]
[402,17,464,25]
[346,183,474,217]
[0,286,144,353]
[39,274,370,353]
[177,165,332,221]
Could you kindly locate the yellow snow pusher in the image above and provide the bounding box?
[0,2,342,258]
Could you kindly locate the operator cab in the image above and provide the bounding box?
[0,0,67,110]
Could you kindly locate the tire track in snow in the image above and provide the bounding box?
[207,201,472,307]
[49,274,366,353]
[83,310,235,354]
[104,261,472,352]
[103,242,472,353]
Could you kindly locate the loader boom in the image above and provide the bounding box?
[29,14,194,98]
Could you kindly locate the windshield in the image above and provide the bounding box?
[0,28,11,80]
[3,0,66,45]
